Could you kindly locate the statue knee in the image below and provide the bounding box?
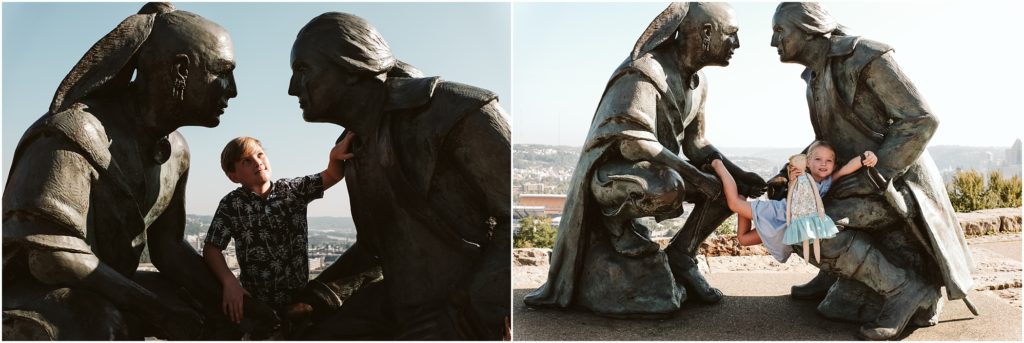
[27,249,99,285]
[824,197,899,232]
[591,160,684,219]
[7,287,128,340]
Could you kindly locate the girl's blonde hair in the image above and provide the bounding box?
[807,140,836,160]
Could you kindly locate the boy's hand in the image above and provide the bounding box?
[860,151,877,167]
[223,279,246,324]
[331,133,356,162]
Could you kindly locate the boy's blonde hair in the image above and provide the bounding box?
[221,137,263,174]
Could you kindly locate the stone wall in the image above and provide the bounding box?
[513,208,1022,264]
[957,208,1021,236]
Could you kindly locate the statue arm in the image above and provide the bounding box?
[449,100,512,240]
[447,100,512,329]
[612,79,722,198]
[680,91,766,197]
[4,141,198,338]
[862,52,937,182]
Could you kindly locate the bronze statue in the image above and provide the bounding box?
[2,2,277,340]
[524,2,767,317]
[767,2,974,340]
[281,12,511,340]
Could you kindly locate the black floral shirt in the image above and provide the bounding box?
[205,174,324,308]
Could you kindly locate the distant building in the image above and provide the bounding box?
[523,183,545,193]
[309,256,325,271]
[518,194,567,216]
[1007,139,1022,166]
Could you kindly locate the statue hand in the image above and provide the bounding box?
[829,171,882,199]
[765,175,789,200]
[736,171,767,198]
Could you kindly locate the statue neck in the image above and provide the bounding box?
[799,37,831,73]
[130,84,177,140]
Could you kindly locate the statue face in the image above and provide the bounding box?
[288,38,351,124]
[770,13,809,64]
[704,9,740,67]
[181,28,237,127]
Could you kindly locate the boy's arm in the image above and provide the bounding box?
[832,151,877,181]
[202,244,246,324]
[321,133,355,190]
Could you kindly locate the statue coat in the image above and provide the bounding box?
[322,76,510,339]
[805,35,973,300]
[524,53,708,308]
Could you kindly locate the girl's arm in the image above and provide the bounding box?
[832,151,877,181]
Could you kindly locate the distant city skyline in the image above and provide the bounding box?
[512,2,1024,148]
[2,2,511,217]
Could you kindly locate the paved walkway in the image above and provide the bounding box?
[513,234,1022,341]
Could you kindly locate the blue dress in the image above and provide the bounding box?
[782,174,839,245]
[750,176,834,262]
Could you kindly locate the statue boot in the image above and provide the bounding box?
[791,270,837,300]
[826,236,940,340]
[666,252,722,304]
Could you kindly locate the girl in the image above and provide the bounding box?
[707,141,877,263]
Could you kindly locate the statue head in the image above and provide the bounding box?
[771,2,847,64]
[49,2,237,134]
[631,2,739,71]
[136,10,237,129]
[677,2,740,67]
[289,12,395,127]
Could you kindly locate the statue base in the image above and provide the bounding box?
[575,234,684,318]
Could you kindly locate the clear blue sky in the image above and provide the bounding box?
[513,1,1024,149]
[2,2,511,216]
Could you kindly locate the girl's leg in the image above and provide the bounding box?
[735,215,762,246]
[814,238,821,263]
[709,160,752,219]
[803,240,810,262]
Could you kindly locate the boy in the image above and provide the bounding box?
[203,135,353,324]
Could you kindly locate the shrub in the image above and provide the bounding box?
[514,216,557,248]
[947,169,1022,212]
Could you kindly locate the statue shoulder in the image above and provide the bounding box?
[853,37,894,56]
[433,80,498,107]
[31,104,113,167]
[616,55,669,94]
[166,131,190,175]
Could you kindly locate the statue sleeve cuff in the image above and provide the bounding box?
[298,279,343,313]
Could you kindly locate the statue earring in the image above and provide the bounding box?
[702,37,711,52]
[172,78,185,101]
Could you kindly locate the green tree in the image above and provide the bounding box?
[947,170,1023,212]
[988,171,1022,208]
[515,216,557,248]
[947,170,992,212]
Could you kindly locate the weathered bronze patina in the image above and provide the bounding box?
[524,2,767,317]
[283,12,511,340]
[768,2,974,340]
[2,2,278,340]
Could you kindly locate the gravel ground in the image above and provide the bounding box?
[515,233,1022,309]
